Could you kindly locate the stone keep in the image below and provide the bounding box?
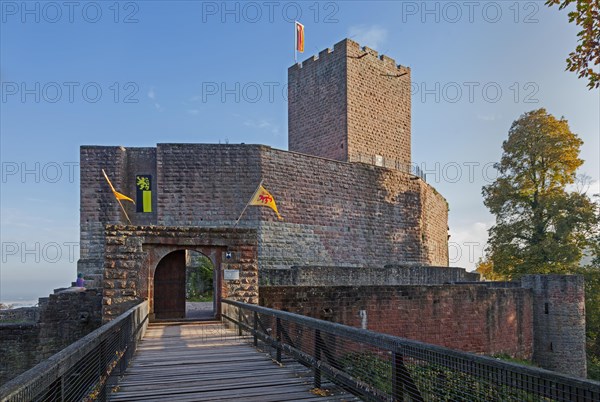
[78,39,449,286]
[288,38,411,167]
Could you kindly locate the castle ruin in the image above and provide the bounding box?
[0,39,586,385]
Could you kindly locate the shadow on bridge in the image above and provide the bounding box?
[107,322,356,402]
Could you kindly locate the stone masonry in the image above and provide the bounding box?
[78,38,448,287]
[260,284,533,359]
[102,225,258,320]
[79,144,449,287]
[521,275,587,377]
[260,274,588,377]
[262,264,480,286]
[0,289,102,386]
[288,38,411,167]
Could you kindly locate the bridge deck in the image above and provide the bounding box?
[108,322,356,402]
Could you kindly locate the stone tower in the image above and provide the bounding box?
[521,275,587,378]
[288,38,411,168]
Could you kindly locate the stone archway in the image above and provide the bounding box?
[151,247,224,321]
[102,225,258,322]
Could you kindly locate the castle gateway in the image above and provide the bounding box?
[79,39,448,318]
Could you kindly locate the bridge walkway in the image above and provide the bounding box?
[107,322,356,402]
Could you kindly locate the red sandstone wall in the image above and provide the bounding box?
[345,40,411,167]
[262,147,448,267]
[156,144,263,225]
[288,39,411,167]
[80,144,449,281]
[260,285,533,359]
[79,146,128,283]
[288,41,348,161]
[421,184,449,265]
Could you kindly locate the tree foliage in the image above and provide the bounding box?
[475,257,505,281]
[186,254,214,301]
[546,0,600,89]
[482,108,598,279]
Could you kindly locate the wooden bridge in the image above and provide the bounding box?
[107,322,355,402]
[1,300,599,402]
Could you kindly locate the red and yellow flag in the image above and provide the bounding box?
[102,169,135,204]
[295,21,304,53]
[249,185,282,220]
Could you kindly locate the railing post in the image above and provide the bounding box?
[237,307,242,336]
[60,376,65,401]
[253,311,258,347]
[314,329,322,389]
[99,339,105,390]
[276,317,282,363]
[392,351,401,401]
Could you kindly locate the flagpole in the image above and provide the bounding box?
[234,179,264,227]
[116,197,133,225]
[294,21,297,63]
[102,169,133,225]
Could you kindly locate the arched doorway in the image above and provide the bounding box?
[153,248,221,321]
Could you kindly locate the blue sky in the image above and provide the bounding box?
[1,1,598,302]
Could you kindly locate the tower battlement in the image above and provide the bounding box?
[288,38,411,167]
[289,38,410,75]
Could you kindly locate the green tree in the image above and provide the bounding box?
[482,108,598,279]
[475,256,505,281]
[546,0,600,89]
[186,254,214,301]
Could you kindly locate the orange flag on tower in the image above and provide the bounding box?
[295,21,304,53]
[249,185,283,220]
[102,169,135,203]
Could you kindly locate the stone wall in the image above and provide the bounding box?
[0,307,39,322]
[0,288,103,386]
[258,146,448,271]
[346,39,411,167]
[288,39,411,167]
[102,225,259,320]
[288,39,348,161]
[79,146,128,286]
[37,289,103,359]
[521,275,587,378]
[79,144,449,286]
[0,323,39,386]
[262,265,479,286]
[259,274,588,378]
[260,284,533,359]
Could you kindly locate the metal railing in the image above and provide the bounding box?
[0,301,148,402]
[222,299,600,402]
[352,154,427,182]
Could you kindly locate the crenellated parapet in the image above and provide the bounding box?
[289,38,410,75]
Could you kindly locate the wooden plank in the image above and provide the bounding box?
[108,323,358,402]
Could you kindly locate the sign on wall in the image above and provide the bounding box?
[136,175,152,213]
[224,269,240,281]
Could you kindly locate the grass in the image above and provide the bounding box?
[187,292,213,303]
[491,353,537,367]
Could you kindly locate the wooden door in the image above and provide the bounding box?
[154,250,186,319]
